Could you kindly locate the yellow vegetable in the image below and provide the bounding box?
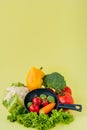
[26,67,45,91]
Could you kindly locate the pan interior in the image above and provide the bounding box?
[24,88,59,112]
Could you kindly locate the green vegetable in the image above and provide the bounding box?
[7,105,27,122]
[11,82,25,87]
[47,95,55,103]
[50,109,74,124]
[40,94,47,99]
[43,72,66,93]
[7,104,74,130]
[18,109,74,129]
[3,94,18,113]
[2,94,25,113]
[27,102,32,107]
[3,100,9,108]
[17,112,39,128]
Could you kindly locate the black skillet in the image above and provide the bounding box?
[24,88,82,112]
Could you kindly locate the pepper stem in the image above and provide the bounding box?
[40,67,43,70]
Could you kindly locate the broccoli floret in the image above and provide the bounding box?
[43,72,66,93]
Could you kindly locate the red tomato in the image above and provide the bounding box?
[62,86,72,95]
[29,104,39,113]
[32,97,42,106]
[58,93,74,104]
[41,99,49,107]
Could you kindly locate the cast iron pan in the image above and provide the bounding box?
[24,88,82,113]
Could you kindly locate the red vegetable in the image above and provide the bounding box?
[32,97,42,106]
[62,86,72,95]
[41,99,49,107]
[58,93,74,104]
[29,104,39,113]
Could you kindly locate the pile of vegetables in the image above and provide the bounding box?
[27,94,56,114]
[2,66,76,130]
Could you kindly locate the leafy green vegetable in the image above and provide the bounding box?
[11,82,25,87]
[47,95,55,103]
[3,94,18,113]
[7,104,74,130]
[43,72,66,93]
[3,100,9,108]
[7,105,27,122]
[51,109,74,124]
[17,112,39,128]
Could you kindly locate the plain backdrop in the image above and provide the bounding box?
[0,0,87,130]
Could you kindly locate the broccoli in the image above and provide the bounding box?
[43,72,66,93]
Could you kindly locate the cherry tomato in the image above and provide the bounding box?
[62,86,72,95]
[29,104,39,113]
[41,99,49,107]
[58,93,74,104]
[32,97,42,106]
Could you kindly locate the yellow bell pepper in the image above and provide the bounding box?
[26,67,45,91]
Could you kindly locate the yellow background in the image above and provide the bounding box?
[0,0,87,130]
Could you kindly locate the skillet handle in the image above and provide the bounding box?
[58,104,82,112]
